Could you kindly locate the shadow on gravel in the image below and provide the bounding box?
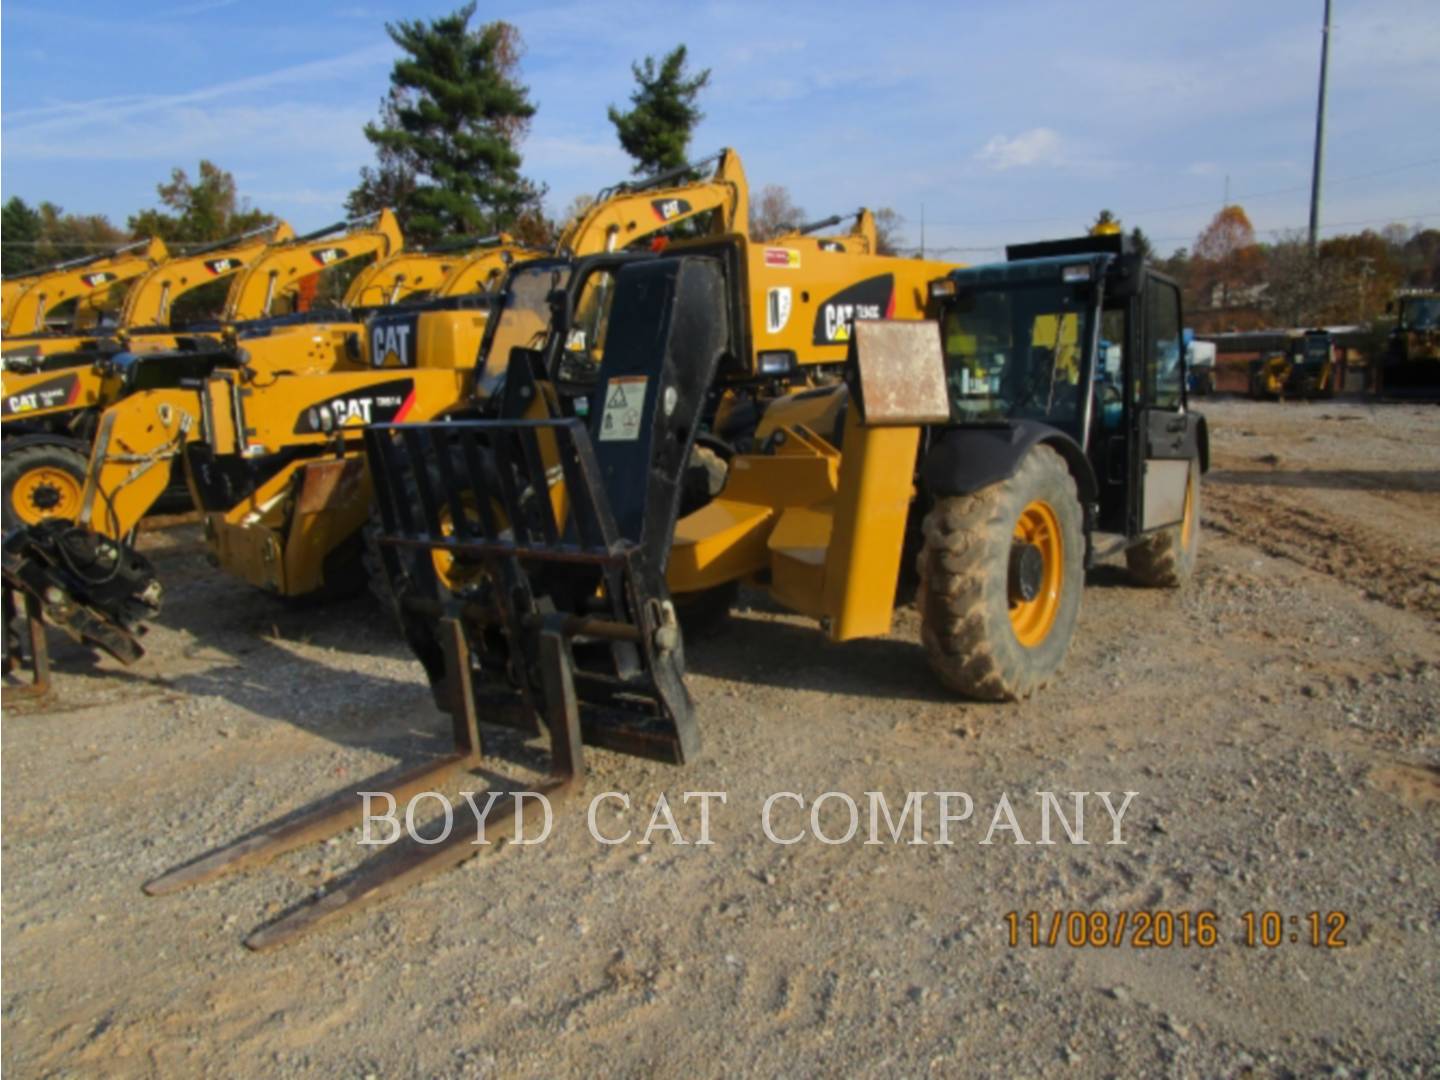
[1207,468,1440,493]
[684,609,949,704]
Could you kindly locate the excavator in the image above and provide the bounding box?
[1,152,950,684]
[3,244,158,330]
[2,237,170,340]
[1,212,405,529]
[126,230,1207,950]
[1,223,294,361]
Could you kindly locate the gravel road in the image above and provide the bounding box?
[3,398,1438,1077]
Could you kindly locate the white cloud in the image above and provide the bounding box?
[975,128,1064,171]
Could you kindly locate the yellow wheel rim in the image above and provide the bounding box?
[13,465,83,525]
[1009,499,1063,648]
[1180,470,1195,549]
[430,498,507,592]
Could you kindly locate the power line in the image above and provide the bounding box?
[920,208,1440,256]
[920,156,1440,230]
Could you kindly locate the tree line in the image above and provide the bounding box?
[1098,207,1439,334]
[6,0,1434,335]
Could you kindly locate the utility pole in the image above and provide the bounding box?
[920,203,926,259]
[1307,0,1333,256]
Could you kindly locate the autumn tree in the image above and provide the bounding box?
[351,6,544,244]
[607,45,711,176]
[874,208,905,256]
[749,184,805,241]
[1193,205,1262,310]
[128,160,275,244]
[1401,229,1440,288]
[19,203,129,265]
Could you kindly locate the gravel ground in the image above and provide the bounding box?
[3,398,1438,1077]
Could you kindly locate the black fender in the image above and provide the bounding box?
[1,430,92,457]
[922,421,1098,505]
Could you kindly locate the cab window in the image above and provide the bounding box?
[1145,279,1183,409]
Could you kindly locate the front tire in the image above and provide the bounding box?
[917,444,1084,701]
[2,439,90,531]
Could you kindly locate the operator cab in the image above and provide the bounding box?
[930,233,1202,545]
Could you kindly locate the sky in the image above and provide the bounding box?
[3,0,1438,260]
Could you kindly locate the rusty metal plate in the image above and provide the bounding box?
[295,457,366,514]
[849,319,950,426]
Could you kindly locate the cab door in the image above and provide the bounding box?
[1131,274,1198,533]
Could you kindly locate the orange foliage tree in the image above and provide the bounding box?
[1193,205,1264,313]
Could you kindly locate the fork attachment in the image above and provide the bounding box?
[144,255,730,948]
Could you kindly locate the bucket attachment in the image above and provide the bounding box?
[1,522,159,668]
[146,254,731,948]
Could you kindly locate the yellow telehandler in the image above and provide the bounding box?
[2,238,170,339]
[124,230,1208,949]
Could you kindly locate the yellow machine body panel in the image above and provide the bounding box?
[687,233,956,376]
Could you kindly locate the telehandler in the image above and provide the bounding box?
[2,237,170,339]
[0,212,408,529]
[127,229,1205,948]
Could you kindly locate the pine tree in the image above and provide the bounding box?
[607,45,711,176]
[351,5,543,244]
[2,198,43,275]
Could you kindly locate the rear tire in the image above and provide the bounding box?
[2,440,89,531]
[917,444,1084,701]
[1125,457,1200,588]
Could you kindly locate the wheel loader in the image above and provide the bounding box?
[0,212,409,530]
[1,237,170,340]
[123,229,1206,949]
[1382,289,1440,401]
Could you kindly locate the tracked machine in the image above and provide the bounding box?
[2,237,170,341]
[1,213,412,530]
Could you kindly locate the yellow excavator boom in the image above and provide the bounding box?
[116,222,295,329]
[555,148,749,256]
[220,209,404,321]
[2,237,169,337]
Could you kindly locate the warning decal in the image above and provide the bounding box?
[763,247,801,269]
[598,375,648,442]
